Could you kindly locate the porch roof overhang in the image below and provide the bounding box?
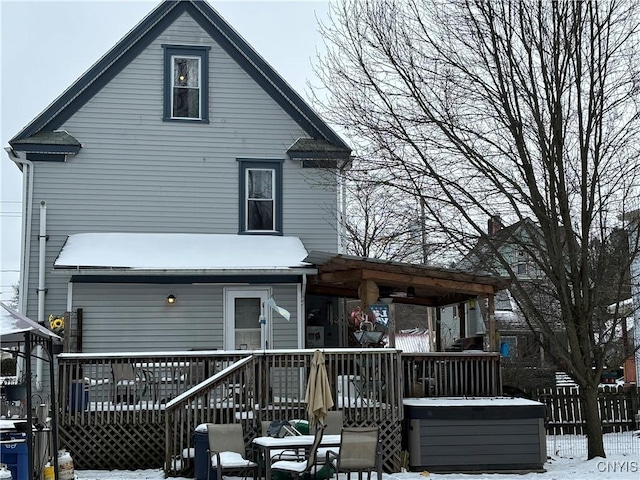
[53,233,316,276]
[1,302,62,345]
[304,251,509,307]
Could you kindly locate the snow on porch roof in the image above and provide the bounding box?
[54,233,313,272]
[1,302,62,344]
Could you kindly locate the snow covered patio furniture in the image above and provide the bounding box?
[206,423,257,480]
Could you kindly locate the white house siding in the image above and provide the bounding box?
[22,11,339,333]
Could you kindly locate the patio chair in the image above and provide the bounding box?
[323,410,344,435]
[355,358,386,403]
[207,423,257,480]
[111,363,148,404]
[325,427,380,480]
[270,424,327,480]
[316,411,344,460]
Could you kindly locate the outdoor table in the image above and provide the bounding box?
[133,361,189,402]
[252,434,341,480]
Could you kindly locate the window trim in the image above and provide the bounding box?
[162,45,210,122]
[238,158,283,235]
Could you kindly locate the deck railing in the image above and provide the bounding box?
[401,351,502,397]
[56,350,500,474]
[57,349,405,473]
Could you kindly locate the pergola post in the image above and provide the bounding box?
[487,294,497,351]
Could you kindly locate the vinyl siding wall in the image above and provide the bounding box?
[71,283,299,352]
[22,11,338,337]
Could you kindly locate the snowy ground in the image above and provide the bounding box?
[76,432,640,480]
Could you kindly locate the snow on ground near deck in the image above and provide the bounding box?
[76,431,639,480]
[76,451,640,480]
[75,453,639,480]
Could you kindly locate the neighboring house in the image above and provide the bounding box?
[5,0,351,354]
[449,214,636,387]
[623,206,640,385]
[444,216,563,367]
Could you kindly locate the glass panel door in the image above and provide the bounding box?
[224,289,270,350]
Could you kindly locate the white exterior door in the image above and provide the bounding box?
[224,288,270,350]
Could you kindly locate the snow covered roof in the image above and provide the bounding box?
[54,233,315,273]
[395,330,431,352]
[1,302,61,344]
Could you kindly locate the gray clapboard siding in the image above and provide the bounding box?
[23,10,339,325]
[72,284,224,352]
[71,283,301,352]
[271,285,300,349]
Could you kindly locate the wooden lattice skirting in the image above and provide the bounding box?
[61,419,402,473]
[60,423,164,470]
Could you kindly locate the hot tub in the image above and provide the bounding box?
[404,397,546,472]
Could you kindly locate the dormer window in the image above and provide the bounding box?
[163,45,209,122]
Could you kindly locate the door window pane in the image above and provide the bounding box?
[235,298,260,328]
[234,298,261,349]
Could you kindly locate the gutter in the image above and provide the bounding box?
[51,267,319,276]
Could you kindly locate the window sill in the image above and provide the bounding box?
[162,117,210,124]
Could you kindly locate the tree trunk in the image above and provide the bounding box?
[582,386,606,459]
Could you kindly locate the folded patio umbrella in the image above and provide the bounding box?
[305,350,335,428]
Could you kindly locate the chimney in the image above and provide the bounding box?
[488,215,503,234]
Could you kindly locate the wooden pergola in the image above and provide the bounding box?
[304,251,510,350]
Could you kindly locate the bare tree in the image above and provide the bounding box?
[315,0,640,458]
[340,159,449,262]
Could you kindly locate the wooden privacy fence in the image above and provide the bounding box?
[529,386,640,434]
[401,351,502,397]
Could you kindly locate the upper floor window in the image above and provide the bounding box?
[516,248,528,275]
[238,159,283,234]
[163,45,209,122]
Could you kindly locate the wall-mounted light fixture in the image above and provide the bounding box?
[469,299,476,310]
[166,294,177,305]
[406,286,416,298]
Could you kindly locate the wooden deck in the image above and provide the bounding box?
[56,349,501,475]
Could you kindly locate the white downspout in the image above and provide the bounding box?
[35,201,47,390]
[5,148,36,389]
[4,148,33,313]
[38,202,47,323]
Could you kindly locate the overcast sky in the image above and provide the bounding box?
[0,0,331,305]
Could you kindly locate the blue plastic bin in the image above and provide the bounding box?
[1,433,28,480]
[194,425,217,480]
[70,381,89,413]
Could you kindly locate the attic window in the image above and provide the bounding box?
[163,45,209,122]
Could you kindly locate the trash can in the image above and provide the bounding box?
[194,424,216,480]
[1,432,28,480]
[70,381,89,413]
